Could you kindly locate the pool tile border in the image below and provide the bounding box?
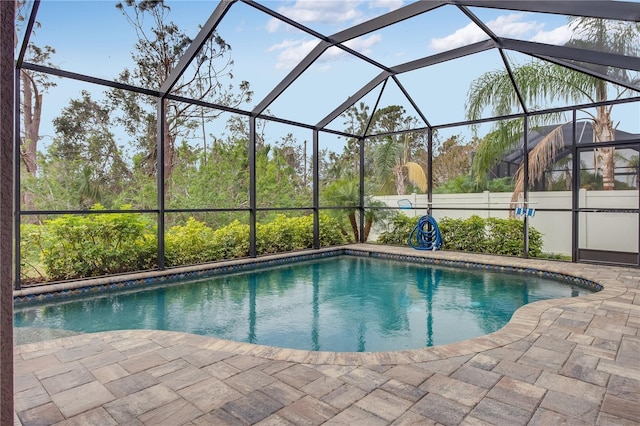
[14,245,602,305]
[344,248,603,292]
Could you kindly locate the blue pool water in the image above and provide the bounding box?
[14,256,590,352]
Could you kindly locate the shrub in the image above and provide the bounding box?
[166,213,347,263]
[165,217,218,266]
[485,217,542,257]
[257,215,308,255]
[20,223,46,282]
[32,210,349,281]
[438,216,487,253]
[212,220,250,260]
[38,205,157,280]
[318,212,349,246]
[257,213,348,254]
[376,214,419,245]
[378,214,543,257]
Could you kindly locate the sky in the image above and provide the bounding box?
[19,0,640,156]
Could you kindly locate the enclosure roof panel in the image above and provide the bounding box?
[16,0,640,132]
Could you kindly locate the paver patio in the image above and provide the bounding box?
[13,245,640,425]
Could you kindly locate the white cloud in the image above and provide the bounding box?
[428,21,488,51]
[428,13,562,52]
[266,18,282,33]
[531,24,572,45]
[491,14,543,38]
[344,33,382,55]
[268,0,363,30]
[318,33,381,65]
[267,39,319,70]
[368,0,404,11]
[266,0,403,33]
[267,34,382,70]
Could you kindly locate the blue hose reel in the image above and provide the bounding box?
[408,215,443,251]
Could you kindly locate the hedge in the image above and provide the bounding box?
[377,214,543,257]
[24,207,348,281]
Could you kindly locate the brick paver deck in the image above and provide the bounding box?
[14,245,640,425]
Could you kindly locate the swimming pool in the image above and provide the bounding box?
[14,254,592,352]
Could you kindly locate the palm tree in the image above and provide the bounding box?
[321,178,391,242]
[467,17,639,202]
[322,178,360,241]
[373,135,427,195]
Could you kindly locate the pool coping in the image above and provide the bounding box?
[14,244,633,365]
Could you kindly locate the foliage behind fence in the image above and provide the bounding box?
[378,214,543,257]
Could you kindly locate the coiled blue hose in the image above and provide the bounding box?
[408,215,443,250]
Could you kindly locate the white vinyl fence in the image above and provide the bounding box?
[372,190,638,256]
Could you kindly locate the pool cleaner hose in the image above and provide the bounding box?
[408,215,443,250]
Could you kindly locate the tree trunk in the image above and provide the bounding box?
[20,70,41,216]
[363,216,372,242]
[348,212,359,242]
[394,165,406,195]
[593,106,615,190]
[20,70,40,176]
[162,115,174,195]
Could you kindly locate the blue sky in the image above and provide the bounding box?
[21,0,640,155]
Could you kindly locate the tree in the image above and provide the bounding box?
[169,137,248,209]
[320,178,390,242]
[109,0,252,184]
[16,1,57,210]
[432,134,477,188]
[255,142,311,209]
[373,135,427,195]
[333,104,427,192]
[467,17,640,201]
[50,90,132,208]
[338,102,371,176]
[322,178,360,241]
[20,44,55,177]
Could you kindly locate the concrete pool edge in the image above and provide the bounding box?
[14,244,633,366]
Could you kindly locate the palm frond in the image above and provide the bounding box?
[471,118,523,183]
[467,61,601,126]
[373,136,401,187]
[404,161,427,192]
[511,124,566,202]
[466,69,519,122]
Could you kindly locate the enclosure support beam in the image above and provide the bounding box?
[330,1,445,43]
[317,71,390,130]
[535,54,640,94]
[313,130,320,249]
[157,99,166,270]
[15,0,39,68]
[427,128,433,216]
[159,0,237,96]
[0,0,15,423]
[249,116,257,257]
[522,117,530,258]
[358,137,365,243]
[571,110,579,263]
[13,69,21,291]
[453,0,640,23]
[501,38,640,72]
[252,41,331,117]
[391,75,431,128]
[391,40,494,74]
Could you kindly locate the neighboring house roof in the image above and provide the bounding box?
[500,123,640,166]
